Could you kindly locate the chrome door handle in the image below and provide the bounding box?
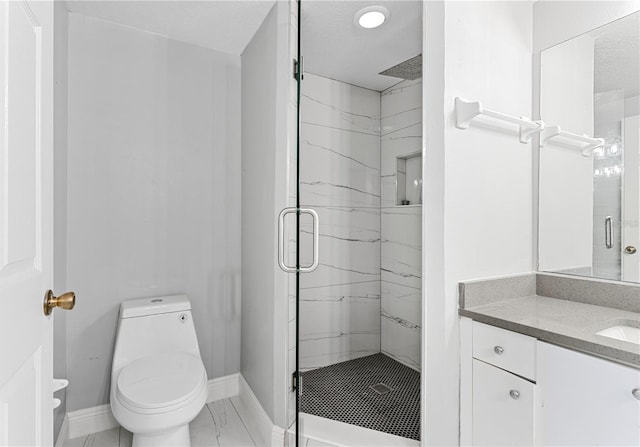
[278,207,297,273]
[299,208,319,273]
[625,246,637,255]
[605,216,613,249]
[277,207,320,273]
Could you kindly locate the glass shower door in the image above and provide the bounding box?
[294,1,424,444]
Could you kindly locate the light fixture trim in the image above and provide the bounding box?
[354,6,390,29]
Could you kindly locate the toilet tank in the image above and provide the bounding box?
[112,295,202,375]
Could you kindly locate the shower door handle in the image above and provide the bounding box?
[278,207,320,273]
[299,208,319,273]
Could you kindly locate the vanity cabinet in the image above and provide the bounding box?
[470,322,536,446]
[465,320,640,446]
[536,342,640,446]
[472,359,534,446]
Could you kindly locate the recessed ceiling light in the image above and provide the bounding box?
[355,6,389,29]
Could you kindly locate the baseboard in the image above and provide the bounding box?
[54,414,69,447]
[66,404,119,440]
[207,372,240,403]
[64,373,240,441]
[233,374,285,447]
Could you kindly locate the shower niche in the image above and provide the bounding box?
[397,152,422,206]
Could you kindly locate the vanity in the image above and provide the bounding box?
[459,273,640,446]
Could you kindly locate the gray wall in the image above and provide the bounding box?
[240,1,292,427]
[64,12,241,411]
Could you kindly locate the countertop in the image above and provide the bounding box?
[459,294,640,368]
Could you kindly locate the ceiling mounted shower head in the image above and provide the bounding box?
[379,54,422,80]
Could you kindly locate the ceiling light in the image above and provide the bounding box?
[355,6,389,29]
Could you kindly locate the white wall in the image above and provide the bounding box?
[65,13,241,411]
[423,1,534,444]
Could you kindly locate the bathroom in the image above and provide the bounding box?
[0,1,638,446]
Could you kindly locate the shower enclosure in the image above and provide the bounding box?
[283,1,424,444]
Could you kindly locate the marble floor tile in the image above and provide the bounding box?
[63,398,255,447]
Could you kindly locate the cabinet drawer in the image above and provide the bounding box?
[473,321,536,380]
[472,359,534,446]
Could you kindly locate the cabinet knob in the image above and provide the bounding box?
[509,390,520,400]
[633,388,640,401]
[494,345,504,355]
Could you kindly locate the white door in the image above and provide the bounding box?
[0,1,54,445]
[622,115,640,281]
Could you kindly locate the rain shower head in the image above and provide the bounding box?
[379,54,422,80]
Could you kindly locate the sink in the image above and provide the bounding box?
[596,321,640,345]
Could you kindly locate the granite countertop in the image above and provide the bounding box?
[459,294,640,368]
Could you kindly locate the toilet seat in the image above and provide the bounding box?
[116,352,206,414]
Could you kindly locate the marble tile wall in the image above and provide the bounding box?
[380,79,423,370]
[298,73,382,370]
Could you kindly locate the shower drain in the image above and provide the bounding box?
[369,382,393,395]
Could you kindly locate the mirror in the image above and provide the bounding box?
[539,11,640,282]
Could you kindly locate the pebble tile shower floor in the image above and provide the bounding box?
[300,353,420,440]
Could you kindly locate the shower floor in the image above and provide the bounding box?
[300,353,420,440]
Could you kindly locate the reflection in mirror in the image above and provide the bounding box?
[539,12,640,282]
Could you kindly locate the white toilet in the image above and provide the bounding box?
[110,295,207,447]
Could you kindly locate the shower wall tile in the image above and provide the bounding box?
[300,333,381,372]
[299,280,381,369]
[381,281,421,327]
[301,73,381,135]
[298,206,380,288]
[381,311,421,371]
[381,79,422,137]
[297,73,382,371]
[300,117,380,208]
[380,79,423,370]
[381,206,422,290]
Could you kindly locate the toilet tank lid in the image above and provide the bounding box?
[120,295,191,318]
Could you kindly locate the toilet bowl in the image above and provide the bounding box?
[110,295,207,447]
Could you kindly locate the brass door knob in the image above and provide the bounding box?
[625,246,637,255]
[43,290,76,316]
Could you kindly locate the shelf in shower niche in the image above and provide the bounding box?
[396,152,422,206]
[454,97,543,143]
[540,125,605,157]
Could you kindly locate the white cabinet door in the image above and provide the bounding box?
[537,342,640,446]
[472,359,534,446]
[0,1,54,445]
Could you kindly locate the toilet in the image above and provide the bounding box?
[110,295,207,447]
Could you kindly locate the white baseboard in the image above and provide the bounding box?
[66,404,119,440]
[232,374,285,447]
[54,414,69,447]
[207,372,240,403]
[64,373,241,442]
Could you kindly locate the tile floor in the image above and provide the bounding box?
[63,398,256,447]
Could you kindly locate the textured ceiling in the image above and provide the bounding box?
[66,0,276,55]
[301,0,423,91]
[593,12,639,98]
